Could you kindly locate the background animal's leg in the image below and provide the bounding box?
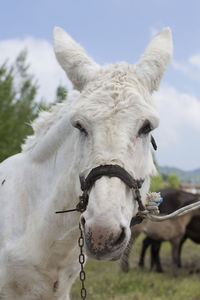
[138,236,152,268]
[120,228,141,272]
[171,238,183,276]
[177,235,187,268]
[151,240,163,273]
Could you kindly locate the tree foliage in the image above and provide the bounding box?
[150,154,181,191]
[167,173,180,189]
[150,174,164,192]
[0,51,40,161]
[55,85,67,103]
[150,153,164,192]
[0,51,67,162]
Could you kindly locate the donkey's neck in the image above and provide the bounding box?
[22,127,82,264]
[22,162,81,266]
[22,91,80,161]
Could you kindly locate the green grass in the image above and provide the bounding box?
[71,235,200,300]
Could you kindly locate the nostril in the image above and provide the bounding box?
[112,227,126,247]
[81,216,86,228]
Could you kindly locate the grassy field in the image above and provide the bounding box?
[71,234,200,300]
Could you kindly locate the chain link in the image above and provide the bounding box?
[78,223,87,299]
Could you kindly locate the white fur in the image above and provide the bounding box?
[135,28,173,93]
[53,27,99,91]
[0,27,172,299]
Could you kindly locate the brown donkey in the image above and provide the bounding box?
[120,188,200,274]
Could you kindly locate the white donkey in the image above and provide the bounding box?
[0,27,172,299]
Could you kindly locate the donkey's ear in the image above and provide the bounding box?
[53,27,99,91]
[135,28,173,93]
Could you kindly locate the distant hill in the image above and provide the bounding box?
[159,166,200,184]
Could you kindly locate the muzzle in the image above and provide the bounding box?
[56,164,146,227]
[77,164,145,226]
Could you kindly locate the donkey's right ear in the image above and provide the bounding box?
[53,27,99,91]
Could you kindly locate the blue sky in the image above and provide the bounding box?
[0,0,200,171]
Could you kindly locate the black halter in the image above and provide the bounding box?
[56,164,146,226]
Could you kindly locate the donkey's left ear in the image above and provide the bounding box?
[135,28,173,93]
[53,27,100,91]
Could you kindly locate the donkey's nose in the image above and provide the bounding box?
[82,221,128,260]
[112,226,126,247]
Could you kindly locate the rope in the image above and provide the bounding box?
[140,192,200,222]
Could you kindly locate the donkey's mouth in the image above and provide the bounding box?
[83,228,128,261]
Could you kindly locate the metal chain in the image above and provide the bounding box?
[78,223,87,299]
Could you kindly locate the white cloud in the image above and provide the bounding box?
[172,53,200,81]
[153,86,200,170]
[154,86,200,134]
[171,60,189,74]
[0,37,71,103]
[189,54,200,69]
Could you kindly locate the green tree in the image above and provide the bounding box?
[55,85,67,103]
[0,51,41,161]
[150,153,164,191]
[150,173,164,192]
[0,51,69,163]
[0,51,69,162]
[167,173,180,189]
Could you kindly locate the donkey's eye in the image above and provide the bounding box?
[138,120,152,136]
[74,122,88,136]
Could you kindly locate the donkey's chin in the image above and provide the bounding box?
[85,247,126,261]
[84,239,128,261]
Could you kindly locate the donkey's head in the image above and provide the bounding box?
[54,27,173,260]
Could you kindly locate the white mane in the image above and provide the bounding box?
[22,91,80,153]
